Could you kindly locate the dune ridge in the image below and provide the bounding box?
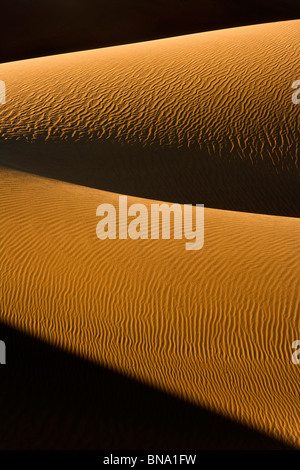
[2,0,300,64]
[1,20,299,449]
[1,167,299,447]
[0,321,293,450]
[0,20,299,216]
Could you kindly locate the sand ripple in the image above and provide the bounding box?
[0,20,299,216]
[0,168,299,447]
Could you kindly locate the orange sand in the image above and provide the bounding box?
[1,167,299,446]
[0,20,299,448]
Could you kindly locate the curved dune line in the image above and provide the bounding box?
[0,20,300,216]
[0,168,299,446]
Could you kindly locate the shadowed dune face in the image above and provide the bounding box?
[0,19,300,450]
[1,168,299,447]
[0,20,300,216]
[0,322,293,450]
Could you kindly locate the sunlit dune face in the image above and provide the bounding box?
[0,21,299,216]
[1,168,299,447]
[0,20,299,449]
[0,20,299,157]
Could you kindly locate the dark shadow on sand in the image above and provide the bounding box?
[1,140,299,218]
[1,0,300,64]
[0,321,294,450]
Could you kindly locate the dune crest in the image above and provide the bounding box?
[1,168,299,447]
[0,20,299,216]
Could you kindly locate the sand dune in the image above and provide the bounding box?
[1,167,299,447]
[0,20,299,216]
[2,0,300,64]
[0,20,299,449]
[0,321,291,450]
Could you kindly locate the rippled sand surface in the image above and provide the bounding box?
[0,20,299,216]
[1,167,299,446]
[0,19,299,449]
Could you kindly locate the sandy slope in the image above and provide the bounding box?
[2,0,300,64]
[1,167,299,447]
[0,20,299,449]
[0,20,299,216]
